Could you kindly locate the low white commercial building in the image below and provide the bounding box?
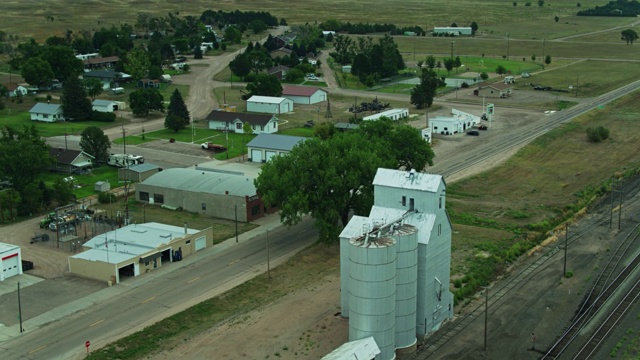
[428,108,480,135]
[0,243,22,281]
[362,108,409,121]
[246,96,293,114]
[433,27,473,36]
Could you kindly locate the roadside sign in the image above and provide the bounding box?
[86,340,90,353]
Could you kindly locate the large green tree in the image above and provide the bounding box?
[621,29,639,45]
[246,74,282,97]
[410,68,443,109]
[83,78,104,100]
[254,120,434,243]
[79,126,111,163]
[229,53,251,78]
[165,89,190,132]
[124,48,151,81]
[129,88,164,117]
[21,57,55,88]
[41,45,83,81]
[0,125,52,197]
[61,76,92,121]
[247,50,272,75]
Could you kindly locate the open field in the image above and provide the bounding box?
[0,1,620,41]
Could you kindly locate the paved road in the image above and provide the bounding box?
[0,218,317,360]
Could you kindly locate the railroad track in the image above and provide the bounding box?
[541,226,640,359]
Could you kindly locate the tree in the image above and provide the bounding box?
[224,26,242,44]
[194,46,203,59]
[285,68,304,82]
[470,22,479,34]
[496,65,507,75]
[329,34,354,65]
[165,114,186,133]
[129,88,164,117]
[280,18,287,26]
[247,50,272,75]
[454,56,462,73]
[531,54,537,61]
[52,178,75,206]
[513,1,518,6]
[21,57,54,88]
[425,55,436,70]
[586,126,610,143]
[0,125,52,197]
[254,122,434,244]
[544,55,552,66]
[365,75,375,88]
[229,53,251,78]
[410,68,443,109]
[444,58,454,74]
[555,16,560,22]
[41,45,83,81]
[61,76,92,121]
[538,0,544,6]
[246,74,282,97]
[166,89,190,126]
[480,72,489,80]
[621,29,639,45]
[249,19,267,34]
[79,126,110,164]
[124,48,151,81]
[83,78,103,100]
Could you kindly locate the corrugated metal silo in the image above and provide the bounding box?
[391,224,418,352]
[349,236,397,360]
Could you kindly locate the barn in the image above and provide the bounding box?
[282,85,328,105]
[135,168,272,222]
[246,96,293,114]
[68,223,213,284]
[246,133,306,163]
[0,243,22,281]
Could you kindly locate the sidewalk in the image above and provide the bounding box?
[0,212,286,344]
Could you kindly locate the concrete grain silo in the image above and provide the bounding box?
[391,224,418,353]
[349,235,397,360]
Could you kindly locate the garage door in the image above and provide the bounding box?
[2,253,20,279]
[265,151,277,162]
[251,149,263,163]
[195,236,206,251]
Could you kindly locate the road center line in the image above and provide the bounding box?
[90,319,105,327]
[187,277,201,283]
[29,345,47,354]
[142,296,156,304]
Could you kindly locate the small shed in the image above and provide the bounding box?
[342,65,352,74]
[0,243,23,281]
[118,163,162,182]
[246,96,293,114]
[95,181,111,192]
[92,99,118,112]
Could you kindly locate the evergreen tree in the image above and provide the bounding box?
[61,76,92,121]
[167,89,190,126]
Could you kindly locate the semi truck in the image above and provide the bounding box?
[107,153,145,167]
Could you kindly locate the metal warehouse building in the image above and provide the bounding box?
[363,108,409,121]
[0,243,22,281]
[246,95,293,114]
[69,223,213,284]
[135,168,270,222]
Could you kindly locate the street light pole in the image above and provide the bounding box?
[266,230,271,279]
[563,223,568,277]
[506,33,510,60]
[18,282,23,333]
[450,41,455,60]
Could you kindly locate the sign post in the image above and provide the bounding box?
[85,340,90,354]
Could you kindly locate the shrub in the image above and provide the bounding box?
[586,126,609,142]
[98,191,117,204]
[91,110,116,122]
[480,72,489,80]
[461,82,469,88]
[565,271,573,278]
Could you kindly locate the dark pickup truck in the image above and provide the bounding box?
[201,143,227,152]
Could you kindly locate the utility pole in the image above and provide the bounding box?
[121,126,127,155]
[18,282,23,333]
[563,223,568,277]
[484,287,488,351]
[266,230,271,279]
[234,204,238,243]
[450,41,455,60]
[506,33,510,60]
[610,178,615,229]
[618,185,623,230]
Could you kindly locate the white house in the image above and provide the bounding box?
[428,108,480,135]
[4,83,29,97]
[362,108,409,121]
[282,85,328,105]
[246,134,306,163]
[92,99,118,112]
[246,96,293,114]
[0,243,22,281]
[205,111,279,134]
[339,168,453,359]
[29,103,64,122]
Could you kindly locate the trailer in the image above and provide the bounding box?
[107,153,145,167]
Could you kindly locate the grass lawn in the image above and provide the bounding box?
[37,166,120,199]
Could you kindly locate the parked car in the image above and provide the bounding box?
[467,130,480,136]
[521,71,531,78]
[478,125,488,130]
